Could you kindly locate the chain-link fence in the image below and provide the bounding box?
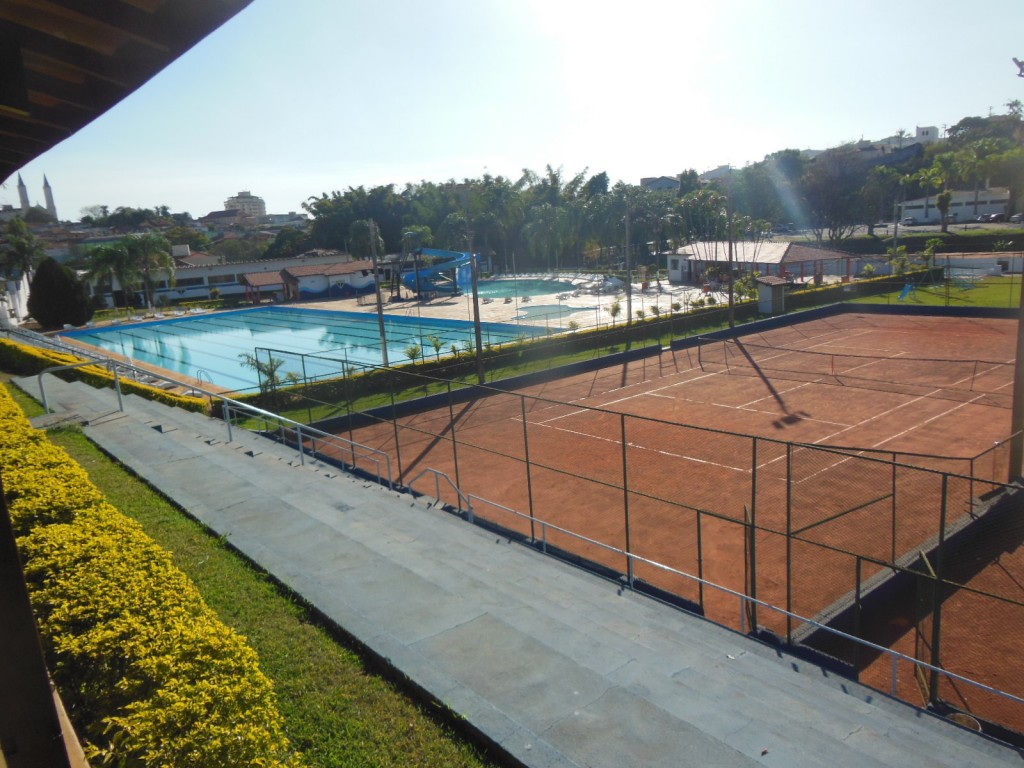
[290,370,1024,734]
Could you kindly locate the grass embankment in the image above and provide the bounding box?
[853,274,1022,309]
[3,382,499,768]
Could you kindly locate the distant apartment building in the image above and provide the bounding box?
[224,190,266,217]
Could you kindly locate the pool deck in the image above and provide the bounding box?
[294,277,718,326]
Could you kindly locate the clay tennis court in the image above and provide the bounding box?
[324,309,1024,731]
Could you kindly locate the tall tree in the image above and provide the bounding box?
[2,218,46,280]
[123,232,174,307]
[914,166,945,222]
[348,219,385,259]
[86,243,138,308]
[27,257,94,328]
[799,146,865,242]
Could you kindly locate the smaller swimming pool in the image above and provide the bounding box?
[476,278,574,298]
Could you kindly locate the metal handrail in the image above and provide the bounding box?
[221,402,393,489]
[408,468,474,519]
[462,493,1024,714]
[32,354,394,488]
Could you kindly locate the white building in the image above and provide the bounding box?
[878,126,940,151]
[224,190,266,218]
[900,187,1009,225]
[87,250,349,308]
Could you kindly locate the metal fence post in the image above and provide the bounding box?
[786,442,793,644]
[891,451,898,565]
[854,556,863,674]
[748,437,758,632]
[697,510,704,613]
[520,394,536,541]
[446,380,461,497]
[621,413,633,588]
[929,474,949,706]
[389,373,403,482]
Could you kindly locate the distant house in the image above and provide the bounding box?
[198,209,249,228]
[640,176,679,192]
[280,260,376,300]
[698,165,736,184]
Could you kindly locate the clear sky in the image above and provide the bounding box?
[4,0,1024,222]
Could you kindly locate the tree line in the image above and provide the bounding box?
[267,106,1024,271]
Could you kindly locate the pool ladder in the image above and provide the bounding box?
[190,368,212,398]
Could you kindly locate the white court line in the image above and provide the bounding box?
[527,419,751,474]
[771,360,998,484]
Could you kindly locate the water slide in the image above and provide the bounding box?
[401,248,473,296]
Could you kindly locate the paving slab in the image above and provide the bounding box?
[14,375,1024,768]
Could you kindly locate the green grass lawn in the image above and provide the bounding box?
[3,381,500,768]
[853,274,1022,308]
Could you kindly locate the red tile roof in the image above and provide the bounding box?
[239,271,285,287]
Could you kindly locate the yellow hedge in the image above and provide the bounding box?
[0,387,302,767]
[0,338,209,413]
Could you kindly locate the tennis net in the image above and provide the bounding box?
[697,337,1013,397]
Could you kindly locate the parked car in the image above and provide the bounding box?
[988,213,1006,222]
[976,214,990,222]
[901,217,919,226]
[1011,213,1023,223]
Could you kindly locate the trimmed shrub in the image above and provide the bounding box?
[0,387,302,767]
[0,338,208,413]
[27,257,94,329]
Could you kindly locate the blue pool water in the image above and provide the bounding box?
[61,306,550,392]
[476,278,574,297]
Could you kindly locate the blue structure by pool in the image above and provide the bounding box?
[61,306,552,393]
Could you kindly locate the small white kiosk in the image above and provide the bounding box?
[756,275,788,315]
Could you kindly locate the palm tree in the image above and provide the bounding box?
[2,218,46,281]
[123,232,173,308]
[914,166,944,223]
[955,140,1001,218]
[87,242,138,310]
[427,334,444,361]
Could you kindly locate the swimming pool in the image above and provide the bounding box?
[61,306,550,392]
[475,278,575,298]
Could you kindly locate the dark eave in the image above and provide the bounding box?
[0,0,254,183]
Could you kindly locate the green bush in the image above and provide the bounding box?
[0,339,208,413]
[27,257,94,329]
[0,388,302,767]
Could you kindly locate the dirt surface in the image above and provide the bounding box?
[326,311,1024,732]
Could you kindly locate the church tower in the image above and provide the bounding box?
[17,173,29,212]
[43,175,57,220]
